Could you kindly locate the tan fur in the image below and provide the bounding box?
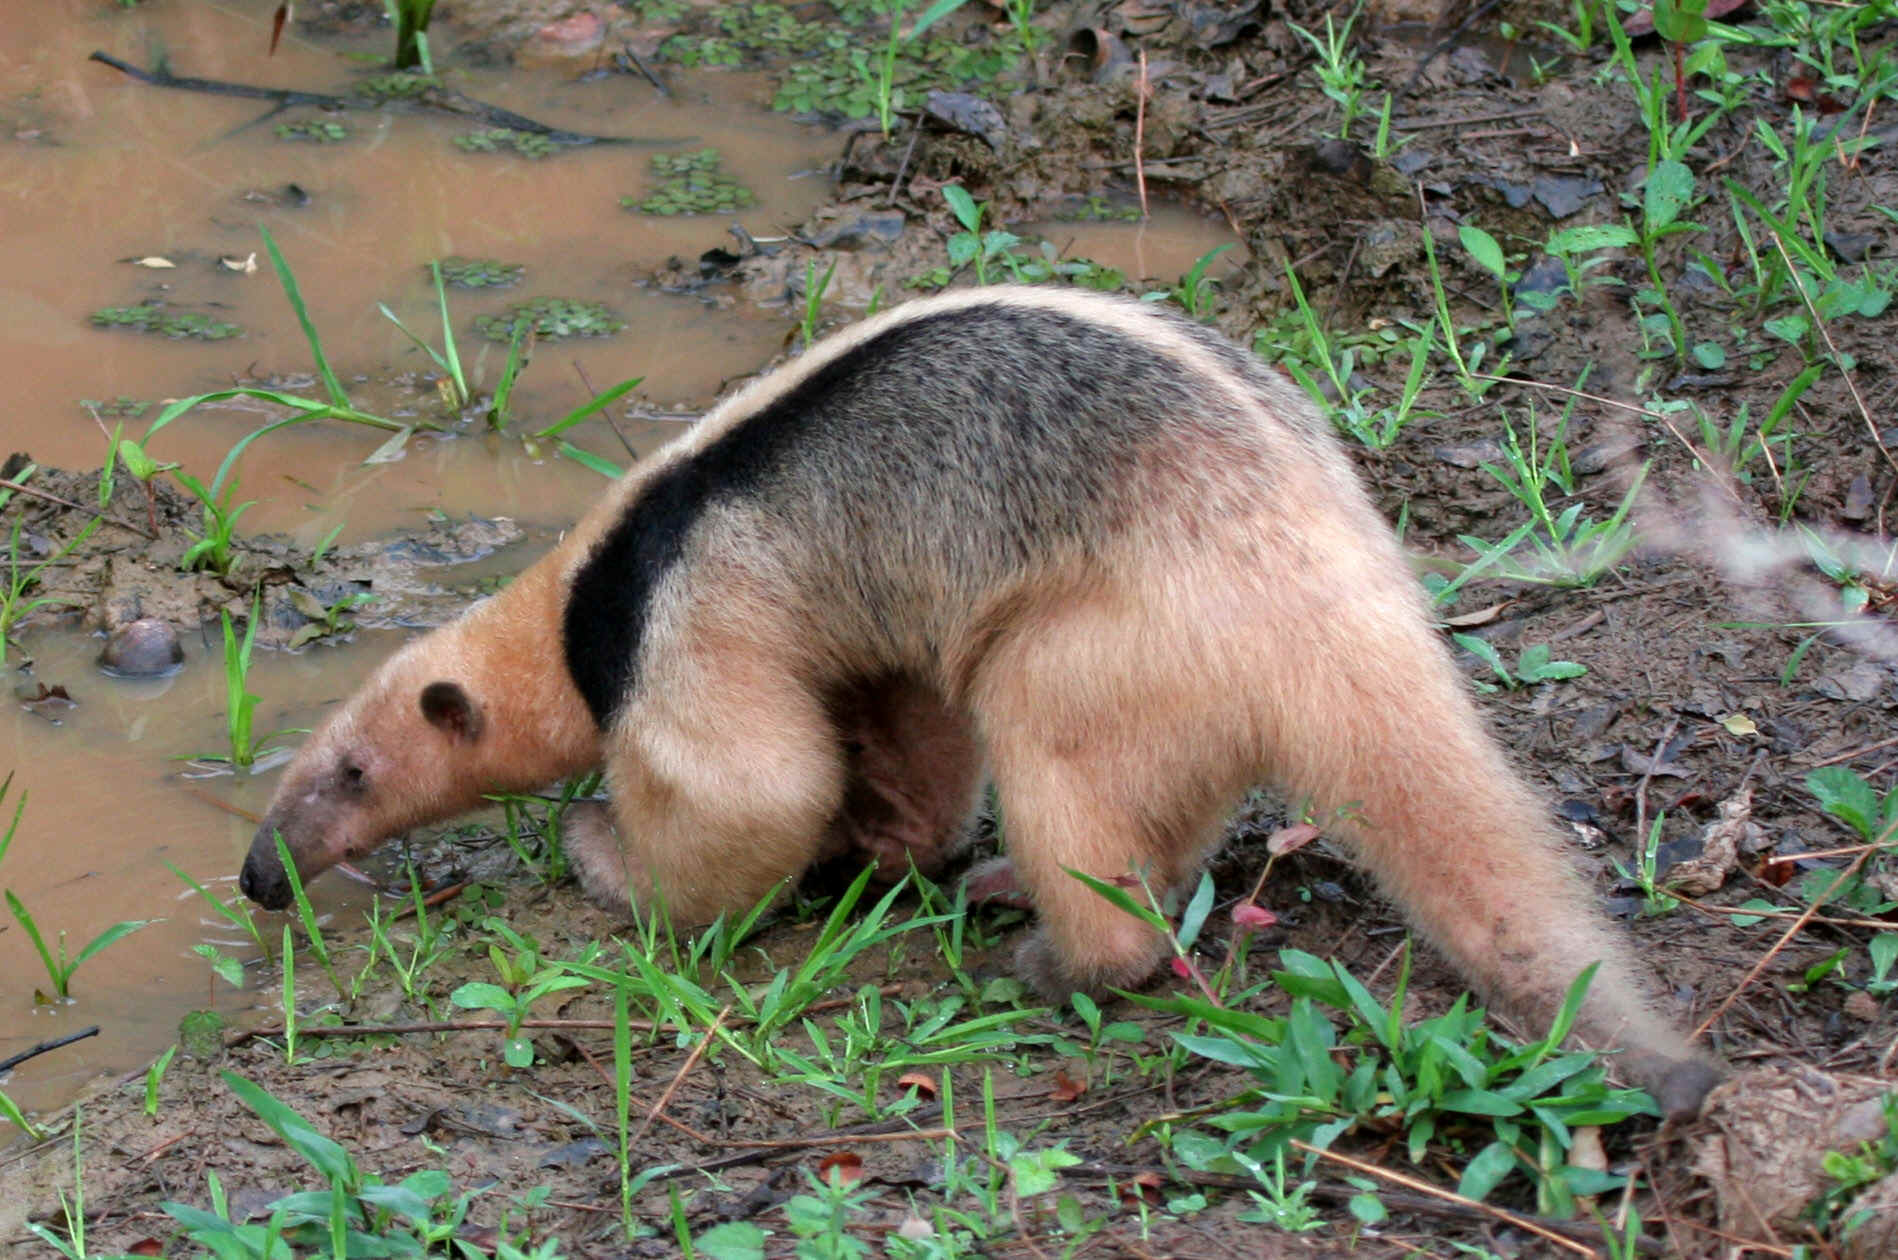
[242,287,1716,1118]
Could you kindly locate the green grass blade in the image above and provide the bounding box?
[259,225,351,410]
[431,262,465,401]
[5,890,64,996]
[558,441,623,479]
[377,303,454,378]
[532,376,645,439]
[69,919,153,972]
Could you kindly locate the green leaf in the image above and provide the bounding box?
[941,185,981,233]
[1809,766,1882,840]
[1456,1139,1520,1202]
[1643,160,1696,232]
[1691,341,1727,368]
[695,1221,768,1260]
[532,376,645,440]
[449,982,517,1013]
[72,919,153,972]
[1348,1192,1387,1224]
[1546,224,1640,255]
[503,1036,535,1068]
[223,1072,356,1187]
[1457,225,1506,280]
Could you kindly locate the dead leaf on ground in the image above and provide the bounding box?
[1116,1170,1165,1208]
[1267,822,1321,855]
[896,1071,937,1099]
[1664,783,1756,896]
[1050,1066,1087,1103]
[817,1150,864,1185]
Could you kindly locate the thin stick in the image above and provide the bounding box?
[1692,818,1898,1041]
[714,1126,954,1151]
[1134,50,1150,219]
[1673,892,1898,933]
[627,1004,729,1151]
[0,1025,100,1073]
[1633,717,1682,861]
[1289,1139,1597,1258]
[1467,373,1668,418]
[1811,733,1898,767]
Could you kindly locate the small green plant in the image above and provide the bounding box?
[207,594,303,771]
[624,147,755,213]
[379,260,468,410]
[145,1045,178,1117]
[274,117,349,143]
[870,0,971,137]
[1287,3,1368,140]
[1452,636,1588,691]
[1806,1093,1898,1242]
[90,303,241,340]
[450,918,593,1067]
[0,514,100,663]
[455,127,558,158]
[160,1072,489,1254]
[1458,224,1517,337]
[274,832,346,1004]
[5,890,151,1005]
[474,297,624,342]
[386,0,438,71]
[285,588,375,649]
[25,1111,92,1257]
[1143,244,1232,321]
[1611,814,1682,916]
[173,471,254,576]
[437,256,524,288]
[940,185,1018,286]
[800,257,838,349]
[1265,265,1434,449]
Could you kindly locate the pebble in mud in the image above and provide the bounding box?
[99,617,184,677]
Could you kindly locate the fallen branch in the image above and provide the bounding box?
[0,1026,100,1074]
[89,51,678,148]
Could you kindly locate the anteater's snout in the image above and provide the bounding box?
[238,831,294,910]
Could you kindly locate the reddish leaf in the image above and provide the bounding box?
[896,1071,938,1099]
[1231,902,1277,931]
[1267,822,1321,855]
[1116,1170,1165,1208]
[1169,956,1193,980]
[1050,1066,1087,1103]
[126,1241,164,1257]
[818,1151,864,1185]
[270,3,289,56]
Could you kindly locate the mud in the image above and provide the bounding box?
[2,0,1896,1256]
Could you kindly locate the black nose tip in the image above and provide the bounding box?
[239,850,291,909]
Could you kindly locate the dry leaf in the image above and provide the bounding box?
[1117,1170,1165,1208]
[896,1071,938,1099]
[130,256,176,269]
[1050,1066,1087,1103]
[220,252,258,273]
[1441,603,1506,628]
[1720,713,1758,736]
[1665,784,1754,896]
[1231,902,1277,931]
[1267,822,1321,855]
[817,1151,863,1185]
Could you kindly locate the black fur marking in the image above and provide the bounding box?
[562,299,1240,727]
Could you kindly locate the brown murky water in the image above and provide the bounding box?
[0,1,1238,1124]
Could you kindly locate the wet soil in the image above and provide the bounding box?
[2,0,1897,1256]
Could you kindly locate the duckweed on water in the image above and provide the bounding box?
[90,304,241,340]
[274,118,349,143]
[454,127,558,158]
[1057,195,1144,223]
[659,2,1020,120]
[437,256,525,289]
[473,298,624,342]
[356,72,438,100]
[624,148,755,216]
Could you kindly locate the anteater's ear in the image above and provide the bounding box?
[420,681,484,743]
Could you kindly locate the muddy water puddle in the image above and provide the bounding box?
[0,625,399,1115]
[0,1,1240,1126]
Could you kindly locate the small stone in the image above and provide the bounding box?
[100,617,184,677]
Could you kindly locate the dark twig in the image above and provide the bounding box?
[89,51,677,148]
[0,1026,100,1074]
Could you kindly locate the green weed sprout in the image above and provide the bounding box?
[1610,813,1682,917]
[801,256,839,349]
[273,832,346,1003]
[4,891,151,1004]
[872,0,971,137]
[449,918,591,1067]
[528,373,645,478]
[24,1111,91,1256]
[173,471,253,576]
[378,260,468,410]
[0,514,100,663]
[1453,635,1588,691]
[942,185,1020,286]
[1457,225,1516,337]
[485,317,532,432]
[1287,3,1367,140]
[212,593,304,770]
[1143,244,1232,321]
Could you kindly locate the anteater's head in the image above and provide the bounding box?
[239,636,498,910]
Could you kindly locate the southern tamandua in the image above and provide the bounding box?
[239,287,1717,1117]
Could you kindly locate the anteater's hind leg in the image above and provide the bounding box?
[828,676,985,878]
[570,630,845,925]
[971,588,1251,996]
